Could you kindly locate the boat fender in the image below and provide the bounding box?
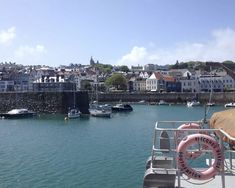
[177,133,223,180]
[176,123,206,159]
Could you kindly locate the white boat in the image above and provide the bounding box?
[0,108,36,119]
[67,108,80,119]
[67,85,80,119]
[138,100,146,104]
[112,103,133,112]
[158,100,169,105]
[89,108,111,118]
[206,102,215,106]
[143,113,235,188]
[224,102,235,108]
[187,101,200,107]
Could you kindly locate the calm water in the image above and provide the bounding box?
[0,104,225,188]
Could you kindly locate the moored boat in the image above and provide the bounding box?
[89,102,112,118]
[224,102,235,108]
[187,100,200,107]
[206,102,215,106]
[67,108,80,119]
[89,109,111,118]
[111,103,133,112]
[0,108,36,119]
[158,100,169,105]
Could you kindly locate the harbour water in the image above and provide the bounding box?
[0,104,225,188]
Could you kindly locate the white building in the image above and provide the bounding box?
[199,75,224,92]
[180,77,200,93]
[222,74,235,91]
[146,72,175,91]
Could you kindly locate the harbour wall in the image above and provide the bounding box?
[0,91,90,114]
[96,92,235,104]
[0,91,234,114]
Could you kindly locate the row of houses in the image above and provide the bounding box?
[129,69,235,93]
[1,62,235,93]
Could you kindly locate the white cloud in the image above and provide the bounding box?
[14,45,47,65]
[117,46,147,65]
[116,28,235,67]
[0,27,16,45]
[15,45,46,57]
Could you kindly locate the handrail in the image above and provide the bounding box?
[149,120,235,188]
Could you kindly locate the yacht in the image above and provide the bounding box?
[89,108,111,118]
[143,109,235,188]
[224,102,235,108]
[187,100,200,107]
[0,108,36,119]
[158,100,169,105]
[206,102,216,106]
[89,103,112,118]
[111,103,133,112]
[67,108,80,119]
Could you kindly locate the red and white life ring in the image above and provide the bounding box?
[177,123,203,159]
[177,133,223,180]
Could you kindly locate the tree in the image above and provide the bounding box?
[119,65,129,73]
[105,73,127,90]
[81,80,92,90]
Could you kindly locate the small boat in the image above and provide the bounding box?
[89,102,112,118]
[138,100,146,104]
[224,102,235,108]
[89,109,111,118]
[111,103,133,112]
[67,108,80,119]
[187,100,200,107]
[158,100,169,105]
[0,108,36,119]
[206,102,215,106]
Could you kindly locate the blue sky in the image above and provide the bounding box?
[0,0,235,67]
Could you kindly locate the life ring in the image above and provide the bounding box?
[177,133,223,180]
[177,123,204,159]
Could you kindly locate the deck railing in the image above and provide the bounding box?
[148,120,235,188]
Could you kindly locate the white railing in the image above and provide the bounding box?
[149,120,235,188]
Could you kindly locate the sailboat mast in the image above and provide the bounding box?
[73,82,76,108]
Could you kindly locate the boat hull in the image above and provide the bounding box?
[0,112,36,119]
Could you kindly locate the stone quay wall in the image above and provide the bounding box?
[96,92,235,104]
[0,91,90,114]
[1,91,234,114]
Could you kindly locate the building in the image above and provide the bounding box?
[146,72,180,92]
[144,64,168,71]
[0,80,14,92]
[180,77,200,93]
[128,77,146,92]
[33,75,75,92]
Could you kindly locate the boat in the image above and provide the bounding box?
[67,85,80,119]
[224,102,235,108]
[67,108,80,119]
[138,100,146,104]
[0,108,36,119]
[89,103,111,118]
[158,100,169,105]
[111,103,133,112]
[89,88,112,118]
[187,100,200,107]
[206,102,215,106]
[143,110,235,188]
[89,108,111,118]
